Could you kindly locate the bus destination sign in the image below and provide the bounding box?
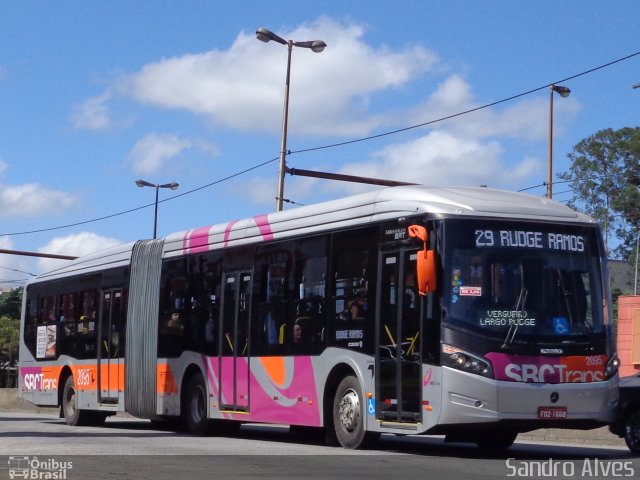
[475,229,585,252]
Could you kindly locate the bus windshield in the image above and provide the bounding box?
[442,219,607,342]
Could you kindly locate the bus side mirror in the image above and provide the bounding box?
[408,225,437,296]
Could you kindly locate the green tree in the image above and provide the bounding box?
[0,315,19,367]
[558,127,640,259]
[0,288,22,387]
[0,287,22,319]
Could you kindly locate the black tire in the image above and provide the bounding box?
[185,372,213,435]
[624,408,640,455]
[476,429,518,451]
[332,375,379,449]
[61,376,92,426]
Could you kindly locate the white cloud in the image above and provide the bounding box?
[0,184,78,218]
[36,232,122,273]
[128,133,220,175]
[84,18,437,137]
[0,160,78,218]
[291,75,578,200]
[71,91,113,130]
[71,18,578,206]
[312,130,544,197]
[407,74,580,142]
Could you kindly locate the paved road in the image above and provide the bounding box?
[0,411,637,480]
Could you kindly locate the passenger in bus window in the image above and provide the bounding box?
[167,311,183,330]
[348,297,366,320]
[293,318,305,344]
[292,317,310,352]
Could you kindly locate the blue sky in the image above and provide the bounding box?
[0,1,638,286]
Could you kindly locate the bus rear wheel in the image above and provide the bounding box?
[185,372,213,435]
[332,375,378,449]
[62,375,93,426]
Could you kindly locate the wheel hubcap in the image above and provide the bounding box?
[338,388,360,433]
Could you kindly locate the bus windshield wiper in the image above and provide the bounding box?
[500,286,528,350]
[557,268,575,326]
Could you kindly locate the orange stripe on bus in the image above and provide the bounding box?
[259,356,286,387]
[157,363,178,394]
[98,362,125,392]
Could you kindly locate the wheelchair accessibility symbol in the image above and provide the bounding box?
[553,317,569,335]
[367,398,376,414]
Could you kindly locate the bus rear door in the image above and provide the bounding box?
[98,288,124,403]
[219,271,252,412]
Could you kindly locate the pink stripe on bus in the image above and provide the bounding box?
[181,230,193,253]
[223,221,239,247]
[253,214,274,241]
[183,226,211,254]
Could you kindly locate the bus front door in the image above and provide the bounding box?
[219,271,252,412]
[375,250,422,423]
[98,288,125,403]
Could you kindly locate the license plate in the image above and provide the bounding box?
[537,406,567,419]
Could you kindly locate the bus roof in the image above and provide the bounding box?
[168,185,593,257]
[31,185,594,282]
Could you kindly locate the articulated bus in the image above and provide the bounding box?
[18,186,619,449]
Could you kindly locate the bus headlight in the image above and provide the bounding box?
[442,344,494,379]
[605,355,620,379]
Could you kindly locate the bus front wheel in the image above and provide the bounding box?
[624,408,640,454]
[332,375,378,449]
[185,372,212,435]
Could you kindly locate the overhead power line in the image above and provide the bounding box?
[0,157,279,237]
[289,50,640,155]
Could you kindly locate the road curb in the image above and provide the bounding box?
[518,427,627,448]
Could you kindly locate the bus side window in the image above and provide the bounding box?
[76,290,98,359]
[58,293,77,336]
[293,238,328,355]
[252,245,294,356]
[158,258,188,358]
[200,254,222,356]
[333,253,369,322]
[23,294,38,358]
[330,227,376,353]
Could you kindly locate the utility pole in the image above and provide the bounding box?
[0,249,77,260]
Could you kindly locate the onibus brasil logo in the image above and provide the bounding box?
[8,456,72,479]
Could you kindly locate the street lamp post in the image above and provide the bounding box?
[634,85,639,293]
[256,27,326,212]
[547,84,571,199]
[135,179,179,239]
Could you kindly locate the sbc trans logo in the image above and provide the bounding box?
[7,456,72,479]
